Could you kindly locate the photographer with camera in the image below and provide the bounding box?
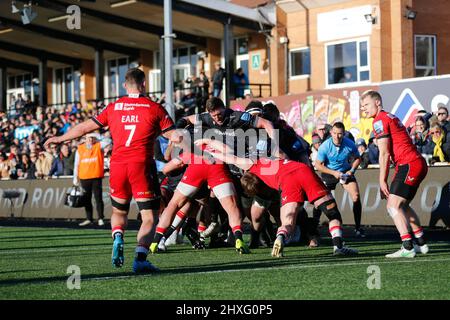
[314,122,365,238]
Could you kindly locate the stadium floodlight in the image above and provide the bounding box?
[110,0,137,8]
[364,13,376,24]
[20,5,38,25]
[11,1,20,14]
[405,6,417,20]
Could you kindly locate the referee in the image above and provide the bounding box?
[314,122,365,237]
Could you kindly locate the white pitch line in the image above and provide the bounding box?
[0,245,110,255]
[84,256,450,282]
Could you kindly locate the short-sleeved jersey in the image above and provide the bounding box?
[93,95,174,163]
[196,109,258,131]
[316,137,359,172]
[248,158,328,204]
[372,110,421,165]
[195,109,259,176]
[248,158,299,190]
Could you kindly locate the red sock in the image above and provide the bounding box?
[112,226,124,239]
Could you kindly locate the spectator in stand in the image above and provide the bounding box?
[0,152,11,179]
[368,132,379,164]
[15,94,25,113]
[212,61,226,98]
[20,153,37,179]
[49,143,75,177]
[356,138,370,169]
[310,133,322,165]
[232,68,249,99]
[35,150,53,179]
[411,116,434,159]
[435,106,450,133]
[316,123,331,142]
[429,123,450,163]
[197,71,209,112]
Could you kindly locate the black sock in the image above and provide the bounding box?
[153,232,164,244]
[332,237,343,249]
[403,240,413,250]
[416,236,426,246]
[353,200,362,230]
[233,230,243,241]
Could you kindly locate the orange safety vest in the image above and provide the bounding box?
[77,142,104,180]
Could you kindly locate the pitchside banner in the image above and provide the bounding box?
[0,167,449,227]
[0,178,140,220]
[231,75,450,143]
[379,75,450,129]
[231,86,378,144]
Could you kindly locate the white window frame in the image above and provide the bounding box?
[289,46,311,80]
[414,34,437,77]
[52,66,75,105]
[325,37,371,89]
[234,37,249,72]
[105,56,130,99]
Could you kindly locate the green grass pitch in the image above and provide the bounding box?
[1,226,449,300]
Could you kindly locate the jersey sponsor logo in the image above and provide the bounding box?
[373,120,384,135]
[124,103,150,108]
[240,112,251,122]
[406,176,415,182]
[282,196,287,202]
[114,103,123,110]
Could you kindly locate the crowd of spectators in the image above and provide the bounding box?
[309,106,450,170]
[0,101,112,180]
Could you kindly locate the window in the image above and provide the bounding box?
[326,38,370,86]
[290,48,311,77]
[53,67,81,105]
[235,38,248,55]
[153,46,198,80]
[234,37,249,79]
[415,35,436,77]
[106,57,132,98]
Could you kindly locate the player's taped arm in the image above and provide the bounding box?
[377,137,391,184]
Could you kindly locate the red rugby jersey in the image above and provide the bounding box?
[93,95,174,163]
[372,110,421,165]
[249,158,299,190]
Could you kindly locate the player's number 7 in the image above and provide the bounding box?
[124,125,136,147]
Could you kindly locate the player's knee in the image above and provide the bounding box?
[137,198,160,212]
[111,197,130,212]
[387,206,399,218]
[317,199,342,223]
[352,193,360,203]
